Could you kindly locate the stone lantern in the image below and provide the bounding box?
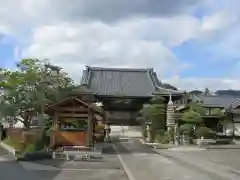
[166,93,175,144]
[146,121,152,143]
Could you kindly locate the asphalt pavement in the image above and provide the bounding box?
[114,138,240,180]
[0,145,128,180]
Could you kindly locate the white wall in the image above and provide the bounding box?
[234,123,240,136]
[110,125,142,138]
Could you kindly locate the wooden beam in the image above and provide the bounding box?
[54,107,88,112]
[58,113,89,118]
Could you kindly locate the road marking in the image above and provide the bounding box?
[113,144,136,180]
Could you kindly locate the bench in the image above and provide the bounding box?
[62,146,102,161]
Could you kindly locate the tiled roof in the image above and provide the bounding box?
[71,84,95,95]
[81,66,161,97]
[153,86,186,96]
[196,95,240,110]
[230,98,240,109]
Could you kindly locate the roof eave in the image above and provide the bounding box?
[95,94,153,99]
[152,86,186,96]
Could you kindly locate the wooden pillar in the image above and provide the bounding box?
[87,107,93,147]
[50,112,59,148]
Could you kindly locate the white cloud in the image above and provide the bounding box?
[201,11,237,31]
[198,10,239,40]
[2,0,240,91]
[22,20,191,81]
[165,75,240,91]
[117,16,201,47]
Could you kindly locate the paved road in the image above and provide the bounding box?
[159,148,240,173]
[0,146,128,180]
[114,138,240,180]
[0,147,47,180]
[181,148,240,170]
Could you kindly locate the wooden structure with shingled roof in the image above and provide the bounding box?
[45,95,104,148]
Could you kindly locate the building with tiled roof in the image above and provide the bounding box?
[80,66,185,125]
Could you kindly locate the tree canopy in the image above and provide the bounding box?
[140,97,166,139]
[0,59,74,128]
[181,102,206,124]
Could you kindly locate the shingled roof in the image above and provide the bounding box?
[80,66,163,97]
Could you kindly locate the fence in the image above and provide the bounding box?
[6,127,39,144]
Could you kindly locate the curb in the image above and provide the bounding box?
[139,139,159,146]
[0,142,17,156]
[139,139,172,149]
[139,139,145,144]
[112,144,135,180]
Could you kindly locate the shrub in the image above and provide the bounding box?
[3,137,21,149]
[180,124,193,135]
[155,131,169,144]
[195,126,212,138]
[35,138,46,150]
[23,143,36,155]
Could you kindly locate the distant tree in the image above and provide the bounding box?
[203,88,211,95]
[189,90,203,96]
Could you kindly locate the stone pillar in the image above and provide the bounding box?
[105,124,111,142]
[174,122,180,145]
[146,124,151,143]
[104,112,111,142]
[166,93,176,144]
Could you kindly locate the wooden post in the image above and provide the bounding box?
[50,112,59,148]
[87,107,93,147]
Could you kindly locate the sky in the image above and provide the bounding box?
[1,0,240,91]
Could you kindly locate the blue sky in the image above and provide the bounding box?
[1,0,240,90]
[0,36,15,68]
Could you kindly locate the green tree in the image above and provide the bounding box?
[181,102,207,126]
[0,59,74,128]
[181,110,203,124]
[211,108,225,116]
[140,97,166,140]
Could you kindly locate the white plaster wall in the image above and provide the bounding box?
[234,123,240,136]
[224,122,240,136]
[110,125,141,137]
